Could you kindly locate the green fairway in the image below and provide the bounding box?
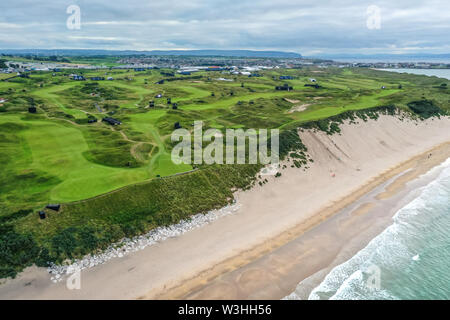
[1,62,449,277]
[0,115,150,202]
[290,89,400,123]
[32,83,88,119]
[1,66,449,212]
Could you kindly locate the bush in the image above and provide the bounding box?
[0,225,40,278]
[277,129,308,160]
[407,100,443,118]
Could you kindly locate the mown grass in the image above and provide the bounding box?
[0,64,449,278]
[1,67,448,211]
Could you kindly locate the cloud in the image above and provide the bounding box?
[0,0,448,55]
[0,22,22,28]
[68,36,134,41]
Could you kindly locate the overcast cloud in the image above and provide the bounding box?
[0,0,449,55]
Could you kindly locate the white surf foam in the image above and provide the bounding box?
[286,157,450,300]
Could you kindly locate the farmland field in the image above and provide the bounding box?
[0,62,449,277]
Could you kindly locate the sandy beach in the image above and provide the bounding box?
[1,114,450,300]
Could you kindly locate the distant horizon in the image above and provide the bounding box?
[2,49,450,64]
[2,48,450,55]
[2,49,450,60]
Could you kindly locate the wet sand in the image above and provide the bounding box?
[170,146,450,299]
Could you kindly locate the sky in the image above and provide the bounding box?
[0,0,449,56]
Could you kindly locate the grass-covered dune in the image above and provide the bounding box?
[0,64,449,278]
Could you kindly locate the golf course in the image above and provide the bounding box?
[0,59,449,278]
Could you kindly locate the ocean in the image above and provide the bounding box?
[306,158,450,300]
[332,58,450,64]
[379,68,450,80]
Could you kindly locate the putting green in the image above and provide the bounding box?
[0,115,150,202]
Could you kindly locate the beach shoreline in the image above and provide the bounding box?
[151,140,450,300]
[1,115,450,300]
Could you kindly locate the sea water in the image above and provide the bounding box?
[380,68,450,80]
[307,159,450,300]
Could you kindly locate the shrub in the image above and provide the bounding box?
[407,100,443,118]
[0,225,40,278]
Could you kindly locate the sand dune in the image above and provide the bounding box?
[1,114,450,299]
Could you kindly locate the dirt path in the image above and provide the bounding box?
[130,142,146,162]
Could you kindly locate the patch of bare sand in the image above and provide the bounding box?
[284,98,313,113]
[284,98,300,104]
[288,103,311,113]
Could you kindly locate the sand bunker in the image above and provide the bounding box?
[288,103,312,113]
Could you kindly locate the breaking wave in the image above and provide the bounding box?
[287,158,450,300]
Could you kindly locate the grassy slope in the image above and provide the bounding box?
[0,64,449,276]
[0,114,150,203]
[1,67,448,209]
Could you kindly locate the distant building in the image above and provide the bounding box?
[107,77,114,80]
[216,77,233,82]
[102,117,122,126]
[304,83,321,89]
[275,83,293,91]
[155,93,163,98]
[71,75,85,81]
[206,66,226,71]
[46,204,60,211]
